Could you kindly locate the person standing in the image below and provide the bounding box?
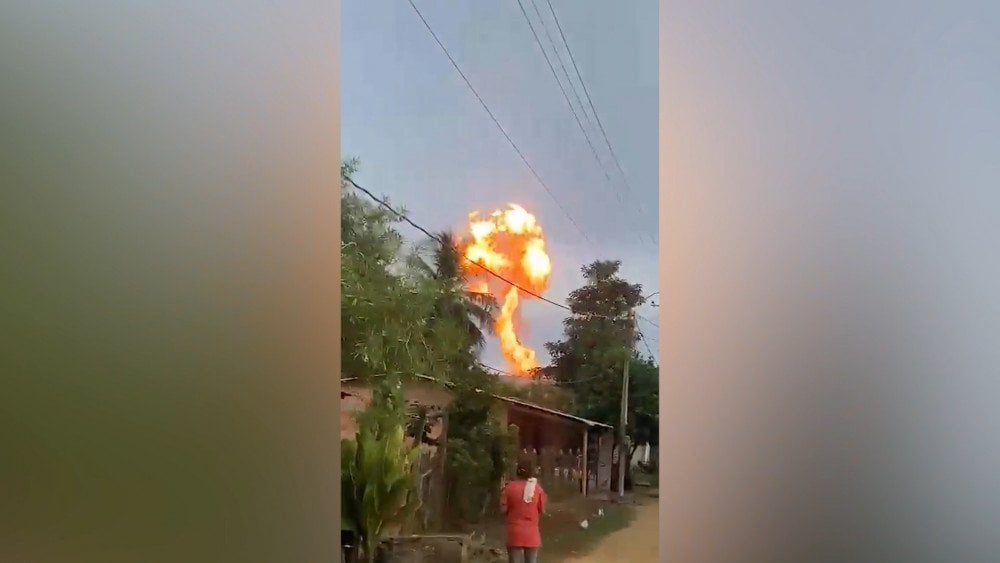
[500,461,546,563]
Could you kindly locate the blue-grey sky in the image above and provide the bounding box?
[343,0,659,369]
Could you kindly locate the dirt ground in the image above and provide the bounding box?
[470,493,637,562]
[460,485,659,563]
[562,499,658,563]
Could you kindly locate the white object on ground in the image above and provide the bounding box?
[579,519,589,529]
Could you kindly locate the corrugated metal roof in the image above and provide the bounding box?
[340,374,612,430]
[493,395,613,429]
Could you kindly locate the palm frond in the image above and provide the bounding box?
[465,320,486,349]
[466,290,498,314]
[405,251,435,278]
[465,302,497,335]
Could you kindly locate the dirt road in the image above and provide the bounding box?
[564,500,659,562]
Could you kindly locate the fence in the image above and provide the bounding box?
[512,446,585,501]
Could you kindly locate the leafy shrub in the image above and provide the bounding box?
[342,381,422,563]
[443,389,515,524]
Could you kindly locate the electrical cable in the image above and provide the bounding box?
[345,175,657,327]
[543,0,657,245]
[405,0,593,244]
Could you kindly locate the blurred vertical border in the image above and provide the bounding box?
[0,1,341,561]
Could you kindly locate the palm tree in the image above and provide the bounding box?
[409,231,497,350]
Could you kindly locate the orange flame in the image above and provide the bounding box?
[462,204,551,376]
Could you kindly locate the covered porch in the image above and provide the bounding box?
[495,396,614,498]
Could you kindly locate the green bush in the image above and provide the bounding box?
[443,393,516,524]
[342,382,422,563]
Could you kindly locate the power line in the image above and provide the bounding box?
[527,0,594,136]
[404,0,592,245]
[558,373,616,385]
[516,0,654,249]
[479,361,611,386]
[515,0,621,207]
[346,176,573,312]
[638,314,658,329]
[544,0,632,192]
[346,175,652,326]
[637,328,656,359]
[543,0,656,244]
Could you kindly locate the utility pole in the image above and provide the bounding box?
[617,309,634,498]
[617,292,657,497]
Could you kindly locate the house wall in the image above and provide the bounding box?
[507,406,580,451]
[340,378,455,440]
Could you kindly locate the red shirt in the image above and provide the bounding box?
[502,479,546,548]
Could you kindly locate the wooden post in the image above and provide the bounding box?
[581,429,588,495]
[415,411,428,502]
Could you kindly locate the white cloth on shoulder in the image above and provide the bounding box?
[523,477,538,503]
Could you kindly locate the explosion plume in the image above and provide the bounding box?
[462,204,551,376]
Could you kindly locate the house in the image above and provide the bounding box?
[494,394,615,496]
[340,374,615,501]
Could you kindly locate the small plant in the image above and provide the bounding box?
[342,381,422,563]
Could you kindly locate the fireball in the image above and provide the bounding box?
[462,204,551,376]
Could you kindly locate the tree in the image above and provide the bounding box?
[408,231,498,352]
[544,260,656,486]
[341,158,516,528]
[626,355,659,456]
[544,260,644,426]
[341,159,468,382]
